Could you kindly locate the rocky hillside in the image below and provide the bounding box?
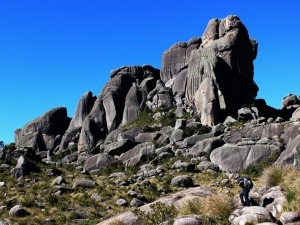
[0,15,300,225]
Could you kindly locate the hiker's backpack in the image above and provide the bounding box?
[243,177,253,189]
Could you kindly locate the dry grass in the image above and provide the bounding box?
[279,166,300,212]
[178,197,202,216]
[255,165,300,212]
[200,193,236,221]
[261,165,283,188]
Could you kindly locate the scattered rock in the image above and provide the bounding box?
[130,198,145,207]
[9,205,30,217]
[280,211,300,224]
[73,179,96,189]
[170,175,194,187]
[116,198,128,206]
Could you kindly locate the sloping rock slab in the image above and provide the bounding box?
[97,186,214,225]
[275,134,300,167]
[229,206,272,225]
[210,144,281,172]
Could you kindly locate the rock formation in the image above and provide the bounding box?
[15,107,70,154]
[5,14,300,225]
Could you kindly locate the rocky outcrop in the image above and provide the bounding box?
[15,107,70,153]
[275,133,300,167]
[281,94,300,120]
[77,65,160,154]
[186,15,258,125]
[160,38,201,83]
[83,153,118,172]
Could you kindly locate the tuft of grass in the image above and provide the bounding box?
[127,110,156,131]
[200,193,236,223]
[277,166,300,212]
[178,197,202,216]
[261,166,283,188]
[285,191,296,204]
[19,195,36,207]
[159,110,176,127]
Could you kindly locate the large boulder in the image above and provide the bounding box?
[291,107,300,121]
[188,137,225,157]
[210,144,281,172]
[223,123,284,144]
[229,206,272,225]
[83,153,118,172]
[119,142,155,167]
[15,107,70,152]
[275,134,300,167]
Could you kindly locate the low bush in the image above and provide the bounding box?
[242,153,280,177]
[133,201,176,225]
[200,193,236,224]
[178,197,202,216]
[262,166,283,188]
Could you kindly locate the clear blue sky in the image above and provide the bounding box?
[1,0,299,144]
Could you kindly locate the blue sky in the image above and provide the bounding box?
[1,0,299,144]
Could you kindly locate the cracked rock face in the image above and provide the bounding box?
[161,15,258,126]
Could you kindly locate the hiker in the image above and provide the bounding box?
[236,176,253,206]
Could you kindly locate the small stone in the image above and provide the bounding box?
[130,198,145,207]
[116,198,128,206]
[9,205,30,217]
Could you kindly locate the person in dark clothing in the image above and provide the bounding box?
[236,176,253,206]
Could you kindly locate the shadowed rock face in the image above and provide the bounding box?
[15,107,70,152]
[187,15,258,125]
[77,65,160,154]
[200,15,258,106]
[161,15,258,126]
[161,38,201,83]
[68,91,96,130]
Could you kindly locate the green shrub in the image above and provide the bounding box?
[183,125,211,137]
[178,198,202,216]
[45,194,59,206]
[200,193,235,224]
[285,190,296,204]
[241,153,280,177]
[159,110,176,127]
[133,201,176,225]
[19,196,36,207]
[127,111,156,130]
